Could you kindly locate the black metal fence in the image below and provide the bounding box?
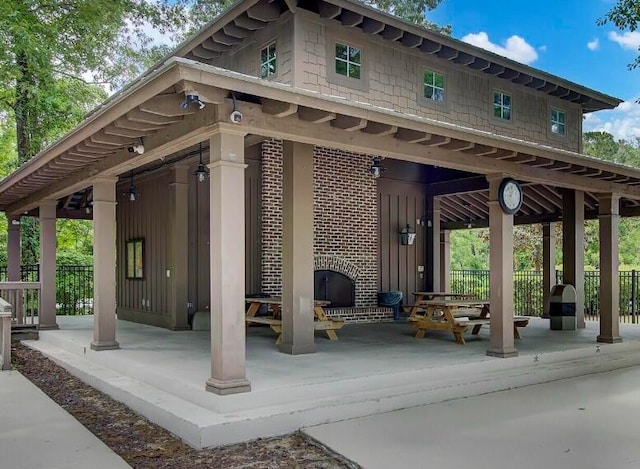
[0,265,93,315]
[451,269,640,323]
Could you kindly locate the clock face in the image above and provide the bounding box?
[498,178,522,214]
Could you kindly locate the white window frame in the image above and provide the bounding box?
[423,69,445,102]
[550,108,566,136]
[493,91,512,121]
[335,42,362,80]
[260,42,277,79]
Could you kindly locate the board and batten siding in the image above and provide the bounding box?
[117,170,171,327]
[117,148,262,328]
[378,179,427,303]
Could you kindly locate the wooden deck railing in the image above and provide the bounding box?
[0,297,11,370]
[0,282,41,325]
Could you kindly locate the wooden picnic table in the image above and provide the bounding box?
[406,291,477,319]
[245,297,344,344]
[408,299,529,344]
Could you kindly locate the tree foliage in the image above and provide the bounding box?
[366,0,450,33]
[598,0,640,69]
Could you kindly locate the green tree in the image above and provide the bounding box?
[599,1,640,69]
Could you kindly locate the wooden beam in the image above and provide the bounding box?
[437,46,458,60]
[362,122,397,136]
[341,10,363,27]
[262,99,298,117]
[138,93,196,117]
[381,25,403,41]
[175,81,227,104]
[331,115,367,131]
[113,118,166,132]
[200,38,231,53]
[212,30,243,46]
[102,125,151,139]
[222,22,252,38]
[419,39,441,54]
[440,139,475,151]
[318,2,341,19]
[223,103,640,199]
[90,133,135,147]
[6,107,225,214]
[246,3,280,22]
[297,107,335,123]
[126,109,183,125]
[401,33,423,48]
[394,128,430,143]
[421,135,451,147]
[429,176,488,196]
[191,46,222,60]
[362,17,385,34]
[234,13,268,30]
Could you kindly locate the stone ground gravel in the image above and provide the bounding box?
[11,343,358,469]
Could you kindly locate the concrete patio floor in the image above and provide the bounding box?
[24,315,640,448]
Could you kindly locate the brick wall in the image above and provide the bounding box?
[261,139,378,308]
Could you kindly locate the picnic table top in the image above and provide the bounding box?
[245,296,331,306]
[420,299,490,307]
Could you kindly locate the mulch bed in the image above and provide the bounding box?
[11,343,357,469]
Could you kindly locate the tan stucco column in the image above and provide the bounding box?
[440,230,451,292]
[562,189,585,328]
[7,215,22,323]
[430,198,441,291]
[542,222,556,318]
[206,126,251,395]
[38,200,58,330]
[597,194,622,343]
[487,175,517,358]
[168,165,190,331]
[280,141,316,355]
[91,177,119,350]
[7,216,21,282]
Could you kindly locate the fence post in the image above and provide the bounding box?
[633,270,637,325]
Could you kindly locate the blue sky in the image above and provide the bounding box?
[428,0,640,141]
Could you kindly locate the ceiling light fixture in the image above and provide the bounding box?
[194,142,209,183]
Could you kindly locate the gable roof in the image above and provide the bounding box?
[173,0,621,112]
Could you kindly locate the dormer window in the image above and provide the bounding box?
[551,109,566,135]
[424,70,445,102]
[260,42,276,79]
[493,92,511,120]
[335,43,361,79]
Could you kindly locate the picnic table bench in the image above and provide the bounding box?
[408,300,529,344]
[245,297,344,344]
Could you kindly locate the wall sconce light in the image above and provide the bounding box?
[85,202,93,214]
[193,142,209,183]
[11,219,20,226]
[369,156,386,178]
[399,224,416,246]
[465,219,473,229]
[124,171,140,201]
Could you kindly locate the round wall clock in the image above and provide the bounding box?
[498,178,523,215]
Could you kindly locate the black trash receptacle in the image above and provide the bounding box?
[377,291,403,320]
[549,284,577,330]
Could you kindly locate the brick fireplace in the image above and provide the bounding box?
[260,139,392,323]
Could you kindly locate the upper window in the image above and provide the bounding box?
[493,92,511,120]
[260,42,276,79]
[551,109,566,135]
[335,43,361,79]
[423,70,445,102]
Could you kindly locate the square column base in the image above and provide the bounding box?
[597,335,623,344]
[39,323,59,331]
[206,378,251,395]
[279,343,317,355]
[486,347,519,358]
[90,340,120,351]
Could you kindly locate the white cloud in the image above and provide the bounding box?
[587,38,599,51]
[461,32,538,64]
[584,99,640,141]
[608,31,640,50]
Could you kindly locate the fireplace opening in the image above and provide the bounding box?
[314,270,355,307]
